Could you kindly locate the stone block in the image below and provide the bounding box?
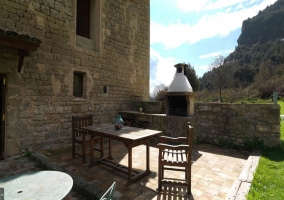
[35,154,50,168]
[83,185,101,200]
[272,125,280,133]
[45,161,59,170]
[7,125,27,139]
[6,139,20,156]
[32,1,41,12]
[44,52,54,60]
[263,137,281,147]
[32,115,44,121]
[3,5,16,14]
[43,0,55,8]
[256,125,268,133]
[73,176,89,193]
[135,113,152,122]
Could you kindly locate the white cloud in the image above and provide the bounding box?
[197,65,210,70]
[150,22,192,49]
[199,52,222,59]
[151,0,277,49]
[195,65,210,77]
[150,48,176,93]
[176,0,248,12]
[225,7,232,12]
[199,50,233,59]
[235,3,245,10]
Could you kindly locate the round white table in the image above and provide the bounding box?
[0,171,73,200]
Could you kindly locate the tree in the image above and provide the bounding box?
[233,65,256,88]
[152,83,168,101]
[184,63,200,92]
[210,55,232,102]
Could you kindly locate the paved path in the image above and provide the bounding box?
[39,142,251,199]
[0,142,254,200]
[0,156,87,200]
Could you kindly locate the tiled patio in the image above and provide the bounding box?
[35,140,250,200]
[0,140,251,200]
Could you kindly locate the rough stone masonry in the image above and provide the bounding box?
[0,0,150,158]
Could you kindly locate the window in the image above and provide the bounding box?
[73,72,84,97]
[76,0,101,52]
[103,86,108,94]
[76,0,90,38]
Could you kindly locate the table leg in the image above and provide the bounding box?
[124,142,152,186]
[89,134,94,167]
[107,139,113,160]
[126,145,133,186]
[100,136,104,158]
[146,140,150,172]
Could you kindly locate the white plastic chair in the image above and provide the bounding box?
[100,182,116,200]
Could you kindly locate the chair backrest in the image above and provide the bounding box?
[72,115,93,137]
[186,122,194,146]
[186,122,194,161]
[100,182,116,200]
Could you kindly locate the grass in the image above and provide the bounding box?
[233,98,273,104]
[246,101,284,200]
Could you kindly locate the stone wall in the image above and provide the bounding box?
[119,111,198,142]
[131,101,165,114]
[0,0,150,157]
[195,103,280,147]
[120,102,281,148]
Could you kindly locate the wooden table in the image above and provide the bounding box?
[0,171,73,200]
[81,123,162,186]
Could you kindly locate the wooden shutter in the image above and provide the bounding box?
[76,0,90,38]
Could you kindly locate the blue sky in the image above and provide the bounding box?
[150,0,277,93]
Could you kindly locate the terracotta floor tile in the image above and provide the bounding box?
[1,142,250,199]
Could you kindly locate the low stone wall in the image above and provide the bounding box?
[195,103,280,148]
[120,102,281,148]
[119,111,197,142]
[131,101,165,114]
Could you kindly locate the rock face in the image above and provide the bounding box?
[237,0,284,47]
[0,0,150,157]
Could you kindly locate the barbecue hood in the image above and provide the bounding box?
[165,63,196,116]
[168,63,193,92]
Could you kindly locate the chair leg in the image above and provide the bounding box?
[72,140,75,159]
[82,141,86,164]
[161,165,164,181]
[158,159,162,191]
[187,165,191,195]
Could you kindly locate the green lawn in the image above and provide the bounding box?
[233,98,272,104]
[246,101,284,200]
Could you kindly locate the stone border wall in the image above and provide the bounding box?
[121,102,281,148]
[119,111,197,142]
[195,103,280,147]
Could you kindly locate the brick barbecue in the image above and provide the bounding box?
[165,63,196,116]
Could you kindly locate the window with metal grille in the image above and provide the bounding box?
[73,73,84,97]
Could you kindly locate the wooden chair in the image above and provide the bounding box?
[72,115,102,164]
[156,122,194,195]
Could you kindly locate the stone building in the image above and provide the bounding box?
[0,0,150,159]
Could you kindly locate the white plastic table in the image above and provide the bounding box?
[0,171,73,200]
